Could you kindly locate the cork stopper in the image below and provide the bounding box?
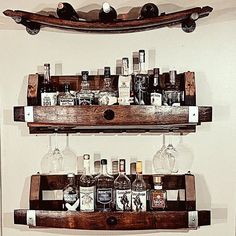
[136,161,143,174]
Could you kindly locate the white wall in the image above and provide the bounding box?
[0,0,236,235]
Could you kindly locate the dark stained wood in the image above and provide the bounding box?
[14,209,210,229]
[185,174,196,211]
[184,72,196,106]
[3,6,213,34]
[29,175,41,210]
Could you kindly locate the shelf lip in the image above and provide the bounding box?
[3,6,213,33]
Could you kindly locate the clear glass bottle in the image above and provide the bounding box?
[79,154,96,212]
[58,83,76,106]
[76,71,94,105]
[131,161,147,212]
[63,173,79,211]
[133,50,150,105]
[150,175,167,210]
[95,159,114,211]
[114,159,131,211]
[98,67,118,105]
[150,68,162,106]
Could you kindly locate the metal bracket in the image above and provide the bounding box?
[188,211,198,229]
[188,106,199,123]
[24,106,34,122]
[27,210,36,227]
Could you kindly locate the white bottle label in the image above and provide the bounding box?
[80,186,95,212]
[97,188,112,204]
[115,189,131,211]
[132,190,147,211]
[151,93,162,106]
[63,193,79,211]
[41,92,57,106]
[59,98,75,106]
[118,75,131,105]
[98,95,117,105]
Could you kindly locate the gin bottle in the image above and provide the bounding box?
[150,68,162,106]
[58,83,76,106]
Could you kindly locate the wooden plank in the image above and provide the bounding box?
[29,175,41,209]
[184,72,196,106]
[185,174,196,211]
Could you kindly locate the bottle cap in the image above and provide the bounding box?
[153,175,162,183]
[103,2,111,13]
[83,154,90,160]
[101,159,107,165]
[136,161,142,174]
[44,63,50,68]
[104,67,111,77]
[67,173,75,178]
[119,159,126,172]
[139,50,145,63]
[153,68,160,75]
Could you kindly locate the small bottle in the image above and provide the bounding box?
[57,2,80,21]
[131,161,147,212]
[114,159,132,211]
[79,154,96,212]
[76,71,94,105]
[140,3,159,19]
[40,63,57,106]
[98,67,118,105]
[63,173,79,211]
[58,83,76,106]
[99,2,117,23]
[150,176,167,210]
[150,68,162,106]
[96,159,114,211]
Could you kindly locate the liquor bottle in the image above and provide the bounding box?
[133,50,150,105]
[40,63,57,106]
[140,3,159,19]
[57,2,80,21]
[98,67,118,105]
[79,154,96,212]
[58,83,76,106]
[131,161,147,212]
[63,173,79,211]
[99,2,117,23]
[118,58,133,105]
[150,176,167,210]
[96,159,114,211]
[163,70,181,106]
[114,159,131,211]
[76,71,94,105]
[150,68,162,106]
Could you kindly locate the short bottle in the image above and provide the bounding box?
[150,176,167,210]
[99,2,117,23]
[57,2,80,21]
[63,173,79,211]
[150,68,162,106]
[58,83,76,106]
[114,159,132,211]
[140,3,159,19]
[79,154,96,212]
[131,161,147,212]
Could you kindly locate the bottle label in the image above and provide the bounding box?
[98,94,117,105]
[80,186,95,212]
[131,190,146,211]
[97,188,112,204]
[63,193,79,211]
[41,92,57,106]
[115,189,131,211]
[78,97,92,105]
[151,93,162,106]
[118,75,131,105]
[151,192,166,209]
[59,98,75,106]
[134,75,149,105]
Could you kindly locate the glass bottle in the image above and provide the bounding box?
[63,173,79,211]
[150,176,167,210]
[79,154,96,212]
[98,67,118,105]
[58,83,76,106]
[57,2,80,21]
[114,159,131,211]
[95,159,114,211]
[76,71,94,105]
[131,161,147,212]
[40,63,57,106]
[140,3,159,19]
[150,68,163,106]
[133,50,150,105]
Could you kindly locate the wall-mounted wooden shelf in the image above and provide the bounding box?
[3,6,213,34]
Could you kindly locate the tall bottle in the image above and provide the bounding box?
[96,159,114,211]
[99,2,117,23]
[79,154,96,212]
[63,173,79,211]
[40,63,57,106]
[98,67,118,105]
[150,68,162,106]
[57,2,80,21]
[58,83,76,106]
[114,159,132,211]
[133,50,150,105]
[140,3,159,19]
[131,161,147,212]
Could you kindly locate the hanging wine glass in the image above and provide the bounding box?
[41,135,53,174]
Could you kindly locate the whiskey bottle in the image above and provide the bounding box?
[40,63,57,106]
[63,173,79,211]
[98,67,118,105]
[150,68,162,106]
[150,175,167,210]
[79,154,96,212]
[57,2,80,21]
[133,50,150,105]
[140,3,159,19]
[99,2,117,23]
[76,71,94,105]
[58,83,76,106]
[131,161,147,212]
[114,159,131,211]
[96,159,114,211]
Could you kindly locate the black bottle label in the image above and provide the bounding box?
[97,188,112,204]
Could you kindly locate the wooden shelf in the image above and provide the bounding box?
[14,105,212,134]
[3,6,213,34]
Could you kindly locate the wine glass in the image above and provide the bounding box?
[40,135,53,174]
[153,134,172,174]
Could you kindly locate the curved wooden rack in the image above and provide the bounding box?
[3,6,213,34]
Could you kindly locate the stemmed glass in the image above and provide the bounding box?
[41,135,53,174]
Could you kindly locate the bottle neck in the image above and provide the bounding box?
[153,76,159,86]
[169,71,176,85]
[139,61,146,74]
[84,159,91,175]
[136,172,143,180]
[44,67,50,84]
[101,164,108,175]
[68,177,75,186]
